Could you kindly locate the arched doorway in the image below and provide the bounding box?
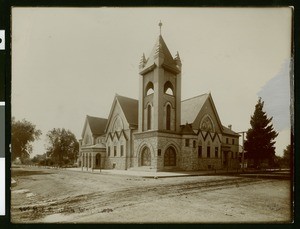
[141,147,151,166]
[95,153,101,169]
[164,147,176,166]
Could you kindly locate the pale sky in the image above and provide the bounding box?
[11,7,292,157]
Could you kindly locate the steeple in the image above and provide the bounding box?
[139,24,180,75]
[139,53,146,70]
[174,51,182,70]
[138,22,182,132]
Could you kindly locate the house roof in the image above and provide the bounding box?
[222,125,240,136]
[181,93,209,124]
[180,123,197,135]
[116,95,139,126]
[143,35,178,71]
[81,143,106,149]
[85,115,107,136]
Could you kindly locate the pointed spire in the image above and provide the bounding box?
[174,51,182,68]
[139,53,146,69]
[139,23,181,74]
[175,51,181,61]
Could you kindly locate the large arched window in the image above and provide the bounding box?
[145,81,154,96]
[200,115,215,132]
[164,147,176,166]
[166,104,171,130]
[164,81,174,96]
[147,105,151,130]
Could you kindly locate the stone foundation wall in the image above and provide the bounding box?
[105,157,127,170]
[197,158,222,170]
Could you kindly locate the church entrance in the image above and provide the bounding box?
[95,153,101,169]
[164,147,176,166]
[141,147,151,166]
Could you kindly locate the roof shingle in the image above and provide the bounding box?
[116,95,139,126]
[143,35,178,70]
[86,115,107,136]
[181,93,209,125]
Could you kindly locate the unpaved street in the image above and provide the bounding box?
[11,166,292,223]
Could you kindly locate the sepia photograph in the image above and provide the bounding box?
[10,7,293,223]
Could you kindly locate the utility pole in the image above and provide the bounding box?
[238,131,247,172]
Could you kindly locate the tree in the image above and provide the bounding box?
[244,98,278,167]
[46,128,79,166]
[11,117,42,162]
[282,144,292,167]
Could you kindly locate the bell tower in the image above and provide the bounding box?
[138,22,182,133]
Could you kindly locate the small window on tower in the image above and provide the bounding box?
[145,82,154,96]
[165,88,174,95]
[166,104,171,130]
[146,88,154,96]
[147,105,152,130]
[164,81,174,96]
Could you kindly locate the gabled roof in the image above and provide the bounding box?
[180,123,197,135]
[222,125,240,136]
[116,95,139,126]
[81,115,107,138]
[143,35,178,71]
[181,93,209,124]
[105,94,138,132]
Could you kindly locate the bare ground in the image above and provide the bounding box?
[11,166,292,223]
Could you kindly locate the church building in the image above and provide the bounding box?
[78,25,240,171]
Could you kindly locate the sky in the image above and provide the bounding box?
[11,7,292,157]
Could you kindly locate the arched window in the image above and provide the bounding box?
[198,140,202,158]
[166,104,171,130]
[164,81,174,96]
[200,115,214,132]
[145,82,154,96]
[164,147,176,166]
[147,105,151,130]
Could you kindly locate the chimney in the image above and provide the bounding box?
[228,124,232,130]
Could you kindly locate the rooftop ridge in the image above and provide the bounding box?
[86,115,107,120]
[181,93,209,102]
[116,94,138,102]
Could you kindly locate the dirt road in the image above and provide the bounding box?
[11,166,292,223]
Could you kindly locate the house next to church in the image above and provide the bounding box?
[78,27,240,172]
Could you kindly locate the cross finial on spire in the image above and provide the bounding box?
[159,20,162,35]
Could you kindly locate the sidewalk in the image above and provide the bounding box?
[66,167,242,178]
